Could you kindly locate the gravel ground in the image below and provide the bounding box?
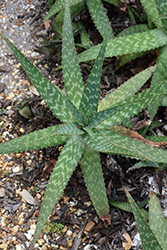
[0,0,47,103]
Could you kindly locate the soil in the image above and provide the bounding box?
[1,1,167,250]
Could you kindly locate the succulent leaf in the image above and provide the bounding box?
[82,129,146,159]
[148,46,167,119]
[62,0,83,108]
[95,128,167,162]
[109,200,149,220]
[0,125,68,155]
[131,160,160,170]
[117,24,150,67]
[33,135,85,245]
[140,0,163,28]
[0,34,75,123]
[78,28,167,63]
[81,147,109,218]
[146,136,167,142]
[83,126,97,142]
[98,65,157,111]
[37,122,85,142]
[104,0,119,6]
[149,192,167,249]
[44,0,83,23]
[86,0,114,39]
[155,0,167,33]
[89,106,121,128]
[79,25,109,116]
[96,80,167,129]
[125,188,162,250]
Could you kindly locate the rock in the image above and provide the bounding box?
[0,188,6,197]
[0,82,5,93]
[20,189,35,204]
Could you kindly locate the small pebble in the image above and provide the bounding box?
[66,230,73,236]
[37,239,45,246]
[16,246,23,250]
[24,233,32,240]
[13,166,21,173]
[0,187,6,197]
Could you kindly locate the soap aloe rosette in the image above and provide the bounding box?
[1,0,167,247]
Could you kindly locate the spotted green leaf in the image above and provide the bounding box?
[146,136,167,142]
[149,192,167,249]
[44,0,83,23]
[98,65,157,111]
[83,125,97,142]
[0,34,75,124]
[104,0,119,6]
[101,128,167,163]
[79,26,109,116]
[88,106,121,128]
[0,125,68,155]
[109,200,149,220]
[86,0,114,39]
[62,0,83,108]
[82,129,148,160]
[82,128,167,163]
[156,0,167,33]
[78,28,167,63]
[81,147,109,218]
[140,0,162,27]
[96,80,167,129]
[125,188,162,250]
[131,160,160,170]
[33,135,85,245]
[37,122,85,142]
[148,46,167,119]
[80,26,91,48]
[117,24,150,68]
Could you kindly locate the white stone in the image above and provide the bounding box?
[13,166,21,173]
[24,233,32,240]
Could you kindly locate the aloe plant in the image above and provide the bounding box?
[1,0,167,247]
[45,0,167,119]
[124,188,167,250]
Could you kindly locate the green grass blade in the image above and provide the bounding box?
[0,33,75,123]
[86,0,114,39]
[78,28,167,63]
[0,125,68,155]
[96,80,167,129]
[33,135,85,245]
[149,192,167,249]
[62,0,83,108]
[81,147,109,218]
[98,65,157,111]
[79,26,109,116]
[125,188,162,250]
[44,0,83,23]
[140,0,162,27]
